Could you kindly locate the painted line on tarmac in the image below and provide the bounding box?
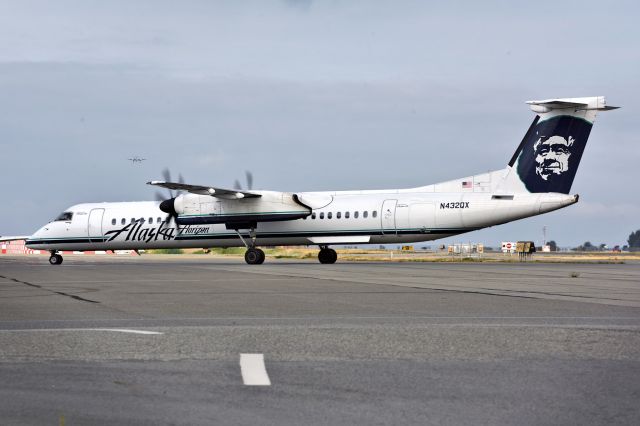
[0,328,163,335]
[240,353,271,386]
[28,278,288,284]
[89,328,163,335]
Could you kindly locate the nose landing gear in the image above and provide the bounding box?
[318,247,337,264]
[49,251,63,265]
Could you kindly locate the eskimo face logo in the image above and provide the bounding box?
[533,135,574,180]
[515,115,592,193]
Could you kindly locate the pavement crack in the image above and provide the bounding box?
[0,275,100,304]
[408,286,538,300]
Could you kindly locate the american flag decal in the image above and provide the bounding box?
[462,181,472,188]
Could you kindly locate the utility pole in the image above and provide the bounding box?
[542,226,547,247]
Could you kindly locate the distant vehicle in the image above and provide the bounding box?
[5,96,618,265]
[128,157,146,164]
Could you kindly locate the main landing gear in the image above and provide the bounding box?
[244,247,265,265]
[233,226,337,265]
[49,251,63,265]
[235,227,265,265]
[318,246,337,264]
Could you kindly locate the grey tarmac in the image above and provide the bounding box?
[1,255,639,425]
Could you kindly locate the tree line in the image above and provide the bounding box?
[545,229,640,252]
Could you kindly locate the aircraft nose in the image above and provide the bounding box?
[25,225,47,247]
[30,224,50,239]
[37,225,48,234]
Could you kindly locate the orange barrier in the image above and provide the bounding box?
[1,240,136,256]
[0,240,44,255]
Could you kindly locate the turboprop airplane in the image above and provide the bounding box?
[10,96,617,265]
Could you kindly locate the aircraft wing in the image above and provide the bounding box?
[147,181,262,199]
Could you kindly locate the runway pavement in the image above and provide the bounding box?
[1,255,639,425]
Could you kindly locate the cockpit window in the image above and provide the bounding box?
[55,212,73,221]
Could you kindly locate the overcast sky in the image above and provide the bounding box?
[1,0,638,247]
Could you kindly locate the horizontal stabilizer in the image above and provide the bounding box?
[526,96,619,113]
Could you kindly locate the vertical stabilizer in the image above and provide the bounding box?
[500,96,617,194]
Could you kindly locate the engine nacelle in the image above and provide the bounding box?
[169,191,310,226]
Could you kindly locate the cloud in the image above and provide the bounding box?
[283,0,313,11]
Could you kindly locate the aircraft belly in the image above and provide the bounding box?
[370,233,459,245]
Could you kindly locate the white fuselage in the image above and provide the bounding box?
[26,183,578,252]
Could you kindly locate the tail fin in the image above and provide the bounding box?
[506,96,617,194]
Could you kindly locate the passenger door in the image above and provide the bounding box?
[88,208,105,242]
[381,199,397,235]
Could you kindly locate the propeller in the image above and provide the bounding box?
[154,168,184,201]
[233,171,254,191]
[154,168,185,229]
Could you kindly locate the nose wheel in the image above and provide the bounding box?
[318,247,337,264]
[49,252,63,265]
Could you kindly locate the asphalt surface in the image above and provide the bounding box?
[1,255,639,425]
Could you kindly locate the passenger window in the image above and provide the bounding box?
[328,212,332,219]
[345,211,350,219]
[149,217,153,224]
[354,211,359,218]
[157,217,162,223]
[363,211,368,218]
[131,218,135,223]
[320,212,325,219]
[337,212,341,219]
[111,218,116,225]
[121,218,126,225]
[312,212,316,219]
[372,211,378,218]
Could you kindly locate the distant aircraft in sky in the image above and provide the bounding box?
[3,96,618,265]
[128,157,146,164]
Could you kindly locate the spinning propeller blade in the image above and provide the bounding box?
[233,170,254,191]
[155,167,186,229]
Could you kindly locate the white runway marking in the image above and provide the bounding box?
[240,353,271,386]
[90,328,163,335]
[0,328,163,335]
